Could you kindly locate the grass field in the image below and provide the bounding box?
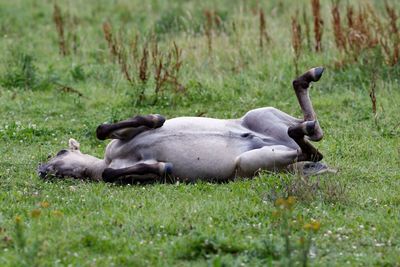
[0,0,399,266]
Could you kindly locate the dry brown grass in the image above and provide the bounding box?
[53,4,68,56]
[259,9,271,49]
[102,22,118,59]
[101,22,185,104]
[291,15,302,75]
[331,3,346,51]
[311,0,324,52]
[204,10,213,54]
[303,8,311,51]
[330,2,399,68]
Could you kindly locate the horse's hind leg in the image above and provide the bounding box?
[293,67,324,141]
[96,114,165,140]
[235,147,299,177]
[102,161,173,183]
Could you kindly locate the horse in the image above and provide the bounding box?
[38,67,332,183]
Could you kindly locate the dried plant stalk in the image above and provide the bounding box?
[154,57,166,96]
[139,45,149,84]
[311,0,323,52]
[170,41,184,92]
[369,71,378,127]
[53,4,68,56]
[102,22,118,59]
[150,37,159,68]
[303,8,311,51]
[332,3,346,51]
[369,78,377,115]
[291,15,302,75]
[204,10,213,54]
[101,22,186,104]
[117,44,133,85]
[259,9,271,49]
[130,34,139,67]
[71,16,79,54]
[346,5,354,28]
[384,1,398,36]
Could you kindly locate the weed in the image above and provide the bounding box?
[265,173,347,204]
[53,4,68,56]
[54,82,85,98]
[70,65,86,82]
[102,22,118,60]
[14,216,25,251]
[101,22,185,104]
[271,197,322,266]
[1,53,37,90]
[311,0,323,52]
[369,70,378,127]
[302,8,311,51]
[259,9,270,50]
[291,14,302,75]
[331,3,346,51]
[176,233,244,260]
[384,1,398,36]
[204,10,213,54]
[139,44,149,84]
[0,52,56,91]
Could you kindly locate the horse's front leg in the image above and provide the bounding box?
[102,161,173,183]
[96,114,165,140]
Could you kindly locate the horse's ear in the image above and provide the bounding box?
[68,138,80,150]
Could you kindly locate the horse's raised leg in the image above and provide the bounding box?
[96,114,165,140]
[102,161,173,183]
[293,67,324,141]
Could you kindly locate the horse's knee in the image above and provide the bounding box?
[308,121,323,141]
[288,121,323,141]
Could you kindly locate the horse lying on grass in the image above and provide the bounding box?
[38,67,334,183]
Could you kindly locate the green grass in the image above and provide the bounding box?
[1,0,400,266]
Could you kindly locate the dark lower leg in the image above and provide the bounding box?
[96,114,165,140]
[102,162,172,183]
[292,67,324,141]
[288,122,323,162]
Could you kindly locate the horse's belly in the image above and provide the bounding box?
[139,136,249,180]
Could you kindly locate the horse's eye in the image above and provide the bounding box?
[56,149,68,156]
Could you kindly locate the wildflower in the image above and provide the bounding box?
[52,210,64,217]
[304,220,321,232]
[31,209,41,218]
[275,196,296,210]
[287,196,296,208]
[15,215,22,224]
[304,223,312,230]
[40,201,50,208]
[310,221,321,232]
[275,197,286,208]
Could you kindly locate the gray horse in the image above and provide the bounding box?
[38,67,331,183]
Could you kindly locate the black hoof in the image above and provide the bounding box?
[102,168,118,183]
[163,163,173,175]
[151,114,166,128]
[310,67,324,82]
[96,124,109,140]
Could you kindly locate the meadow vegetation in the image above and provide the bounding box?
[0,0,399,265]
